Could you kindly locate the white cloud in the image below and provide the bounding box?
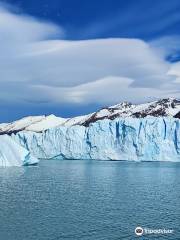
[168,62,180,83]
[0,5,180,107]
[31,76,179,105]
[150,36,180,59]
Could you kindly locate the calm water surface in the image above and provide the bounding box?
[0,160,180,240]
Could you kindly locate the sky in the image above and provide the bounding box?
[0,0,180,122]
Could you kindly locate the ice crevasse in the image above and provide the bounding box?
[12,117,180,162]
[0,135,39,167]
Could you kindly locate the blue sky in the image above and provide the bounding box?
[2,0,180,40]
[0,0,180,122]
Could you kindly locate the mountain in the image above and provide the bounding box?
[79,98,180,126]
[0,115,67,135]
[0,98,180,134]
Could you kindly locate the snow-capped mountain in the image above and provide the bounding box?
[0,115,67,134]
[1,98,180,134]
[81,98,180,126]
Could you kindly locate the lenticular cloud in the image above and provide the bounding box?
[0,5,179,106]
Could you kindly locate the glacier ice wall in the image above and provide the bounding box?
[0,135,39,167]
[12,117,180,162]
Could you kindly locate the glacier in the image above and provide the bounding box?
[0,135,39,167]
[11,117,180,162]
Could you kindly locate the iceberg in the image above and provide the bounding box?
[0,135,39,167]
[12,117,180,162]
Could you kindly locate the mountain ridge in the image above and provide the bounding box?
[1,98,180,134]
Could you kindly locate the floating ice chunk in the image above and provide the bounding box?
[0,135,38,167]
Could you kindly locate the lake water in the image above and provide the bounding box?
[0,160,180,240]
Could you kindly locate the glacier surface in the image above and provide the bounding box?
[12,117,180,162]
[0,135,39,167]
